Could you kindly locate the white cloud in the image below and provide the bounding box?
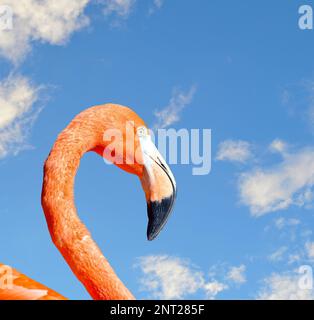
[0,0,138,63]
[0,0,91,63]
[268,247,288,262]
[269,139,288,154]
[239,147,314,216]
[0,74,40,158]
[154,86,196,129]
[306,242,314,260]
[227,265,246,284]
[274,217,300,230]
[203,281,227,299]
[257,272,314,300]
[216,140,252,163]
[136,255,228,299]
[101,0,135,18]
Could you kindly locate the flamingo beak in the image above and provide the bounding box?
[145,162,177,241]
[138,132,177,241]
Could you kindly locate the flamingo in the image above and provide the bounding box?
[0,104,176,300]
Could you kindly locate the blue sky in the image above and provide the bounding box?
[0,0,314,299]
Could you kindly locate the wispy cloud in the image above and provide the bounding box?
[274,217,300,230]
[136,255,228,299]
[265,218,312,266]
[227,265,247,284]
[216,140,253,164]
[148,0,164,15]
[281,81,314,133]
[269,139,288,155]
[239,145,314,216]
[257,271,314,300]
[288,254,301,265]
[0,74,41,158]
[154,86,196,129]
[306,242,314,260]
[268,246,288,262]
[101,0,136,18]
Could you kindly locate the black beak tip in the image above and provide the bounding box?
[147,232,155,241]
[146,193,176,241]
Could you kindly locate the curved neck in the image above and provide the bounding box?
[41,124,134,300]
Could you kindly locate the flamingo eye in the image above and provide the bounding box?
[137,126,147,137]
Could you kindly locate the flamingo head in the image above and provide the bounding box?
[98,105,177,241]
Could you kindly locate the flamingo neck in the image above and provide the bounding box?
[41,123,134,300]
